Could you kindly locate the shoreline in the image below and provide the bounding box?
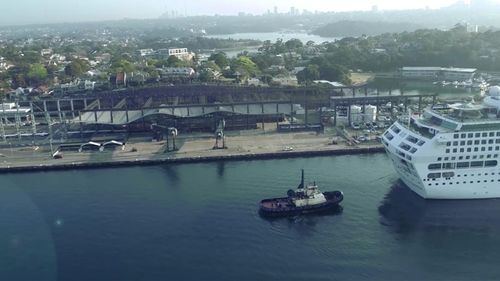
[0,145,384,174]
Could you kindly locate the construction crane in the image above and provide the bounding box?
[213,119,227,150]
[150,123,178,152]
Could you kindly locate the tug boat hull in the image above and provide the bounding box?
[259,191,343,217]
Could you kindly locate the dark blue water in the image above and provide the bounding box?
[1,154,500,281]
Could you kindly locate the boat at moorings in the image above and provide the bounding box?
[259,170,343,217]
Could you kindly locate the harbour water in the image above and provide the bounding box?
[1,154,500,280]
[205,32,339,44]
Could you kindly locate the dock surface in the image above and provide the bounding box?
[0,130,384,173]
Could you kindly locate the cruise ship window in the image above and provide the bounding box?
[453,149,457,153]
[489,140,494,144]
[482,133,488,137]
[481,147,485,151]
[488,147,493,151]
[428,172,441,179]
[490,132,495,137]
[467,140,472,145]
[466,156,470,159]
[487,155,491,158]
[451,157,456,160]
[468,133,474,138]
[475,133,481,137]
[428,163,441,170]
[472,155,477,159]
[443,163,455,169]
[481,140,486,144]
[485,160,498,167]
[460,141,465,146]
[461,133,466,138]
[453,141,458,146]
[460,148,464,152]
[474,140,480,145]
[496,147,500,151]
[480,155,484,159]
[496,139,500,144]
[454,134,459,139]
[497,132,500,137]
[446,149,450,153]
[471,161,484,167]
[467,148,472,152]
[437,157,442,161]
[459,156,463,160]
[443,172,454,178]
[474,148,478,152]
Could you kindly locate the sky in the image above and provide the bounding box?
[0,0,494,26]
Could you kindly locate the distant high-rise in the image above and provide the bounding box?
[274,6,278,14]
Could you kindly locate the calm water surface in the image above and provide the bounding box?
[205,32,339,44]
[1,154,500,281]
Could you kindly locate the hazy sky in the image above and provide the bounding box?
[0,0,490,26]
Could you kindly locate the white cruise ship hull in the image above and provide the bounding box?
[382,121,500,199]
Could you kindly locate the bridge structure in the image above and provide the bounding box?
[1,84,379,144]
[330,93,438,126]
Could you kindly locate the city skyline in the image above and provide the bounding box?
[1,0,493,26]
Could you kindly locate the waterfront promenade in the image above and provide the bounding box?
[0,128,384,172]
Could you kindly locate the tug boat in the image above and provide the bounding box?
[259,170,344,217]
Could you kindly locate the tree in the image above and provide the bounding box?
[198,69,216,82]
[209,52,229,69]
[110,59,135,73]
[231,56,259,78]
[65,61,83,78]
[12,74,27,88]
[27,63,48,84]
[167,55,181,67]
[65,59,89,78]
[285,39,303,50]
[202,61,221,73]
[297,64,320,84]
[318,63,351,85]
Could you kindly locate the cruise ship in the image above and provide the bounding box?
[382,90,500,199]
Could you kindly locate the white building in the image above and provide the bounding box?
[138,49,154,57]
[159,67,196,79]
[157,48,194,61]
[272,76,298,86]
[442,68,477,80]
[401,67,477,80]
[365,105,377,122]
[401,67,441,79]
[350,105,363,124]
[41,48,53,56]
